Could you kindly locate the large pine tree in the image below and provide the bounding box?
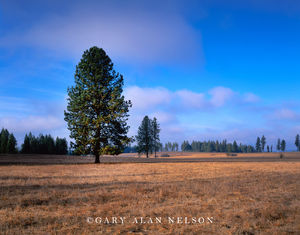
[136,116,152,158]
[64,47,131,163]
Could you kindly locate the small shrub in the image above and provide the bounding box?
[280,153,284,159]
[160,154,170,157]
[226,153,237,157]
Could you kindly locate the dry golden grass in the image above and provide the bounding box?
[163,152,300,158]
[0,160,299,234]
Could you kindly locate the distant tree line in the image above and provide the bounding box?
[162,142,179,152]
[21,132,68,154]
[181,140,255,153]
[0,128,17,153]
[181,135,290,153]
[0,127,69,155]
[127,129,299,154]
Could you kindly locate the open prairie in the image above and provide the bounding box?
[0,152,299,165]
[0,153,299,234]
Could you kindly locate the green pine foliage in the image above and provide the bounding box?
[55,137,68,155]
[232,141,238,153]
[136,116,152,158]
[136,116,161,158]
[21,133,68,154]
[64,47,131,163]
[22,134,31,153]
[0,128,17,153]
[181,141,193,152]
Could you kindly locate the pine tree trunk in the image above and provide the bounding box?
[146,151,149,158]
[95,153,100,163]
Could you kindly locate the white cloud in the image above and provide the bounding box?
[244,92,260,103]
[149,111,175,123]
[124,85,263,143]
[209,86,234,107]
[125,85,257,113]
[124,86,172,110]
[176,89,206,109]
[273,108,298,120]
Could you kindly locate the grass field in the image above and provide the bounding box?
[0,153,299,234]
[0,152,299,165]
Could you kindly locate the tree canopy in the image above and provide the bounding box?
[136,116,161,158]
[64,46,131,163]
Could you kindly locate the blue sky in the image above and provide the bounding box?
[0,0,300,150]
